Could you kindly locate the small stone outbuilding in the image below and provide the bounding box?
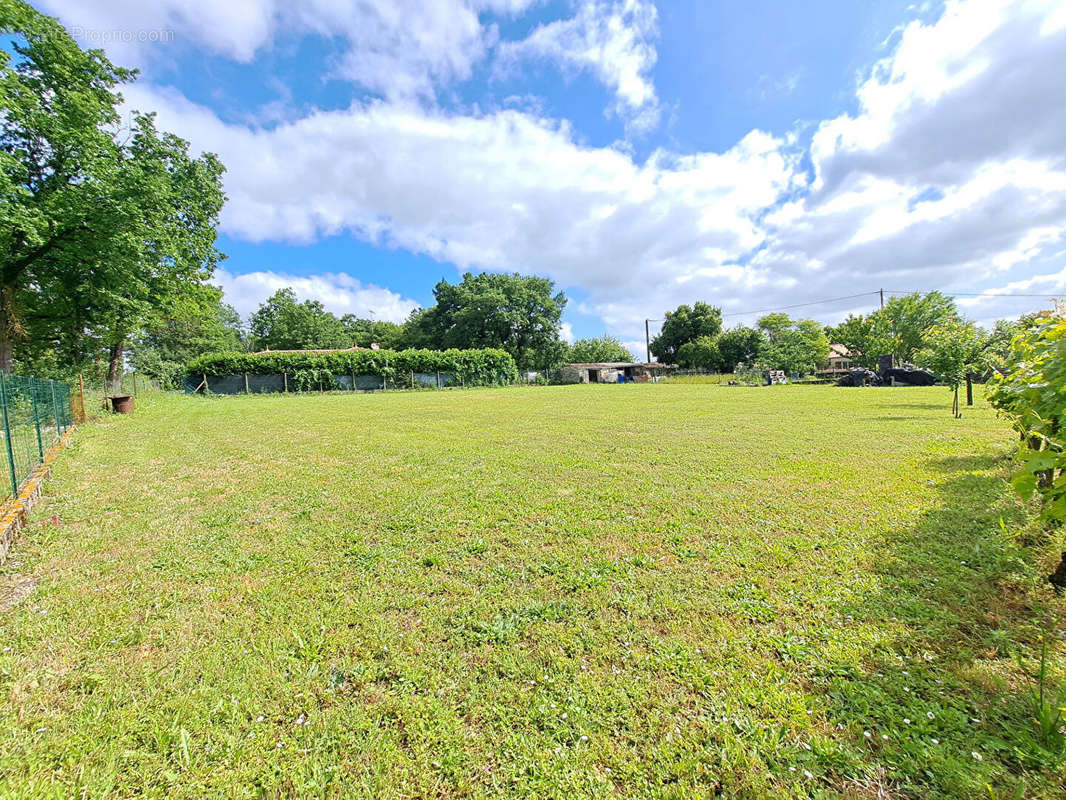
[566,362,675,383]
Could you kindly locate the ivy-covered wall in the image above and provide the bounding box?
[186,348,517,390]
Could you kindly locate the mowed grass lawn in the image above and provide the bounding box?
[1,385,1064,799]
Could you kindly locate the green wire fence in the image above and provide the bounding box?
[0,374,73,501]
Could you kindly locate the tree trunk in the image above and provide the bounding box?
[966,376,973,406]
[0,285,16,374]
[107,332,126,394]
[952,385,960,418]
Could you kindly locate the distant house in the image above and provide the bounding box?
[566,362,676,383]
[824,344,853,372]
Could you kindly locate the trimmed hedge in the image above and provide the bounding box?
[187,348,517,388]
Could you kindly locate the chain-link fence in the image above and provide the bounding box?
[0,374,73,501]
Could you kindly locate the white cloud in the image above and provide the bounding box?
[213,268,419,322]
[37,0,537,101]
[54,0,1066,345]
[745,0,1066,330]
[123,83,795,317]
[620,340,645,361]
[498,0,660,130]
[41,0,662,122]
[559,322,576,344]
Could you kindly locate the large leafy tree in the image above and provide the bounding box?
[650,302,723,364]
[716,326,765,372]
[567,336,633,363]
[407,272,568,371]
[878,291,959,364]
[757,314,831,375]
[824,293,959,368]
[0,2,226,382]
[824,314,894,369]
[97,114,226,389]
[0,1,129,372]
[675,336,722,371]
[340,315,407,350]
[130,288,243,388]
[249,288,351,351]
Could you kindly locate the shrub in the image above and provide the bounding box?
[987,307,1066,523]
[549,365,583,385]
[187,348,518,388]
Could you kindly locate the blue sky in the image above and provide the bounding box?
[32,0,1066,355]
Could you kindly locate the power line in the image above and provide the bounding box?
[717,288,1063,320]
[721,291,881,318]
[885,290,1063,298]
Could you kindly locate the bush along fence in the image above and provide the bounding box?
[0,374,75,563]
[185,348,518,394]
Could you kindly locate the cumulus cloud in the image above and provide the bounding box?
[47,0,1066,342]
[747,0,1066,330]
[497,0,661,129]
[122,83,795,311]
[36,0,537,100]
[213,268,419,322]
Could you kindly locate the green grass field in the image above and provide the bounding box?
[1,385,1063,798]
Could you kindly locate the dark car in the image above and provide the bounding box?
[839,368,882,387]
[882,368,936,386]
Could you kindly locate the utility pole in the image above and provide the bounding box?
[880,288,884,309]
[645,319,651,364]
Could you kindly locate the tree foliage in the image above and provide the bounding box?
[716,327,765,372]
[130,288,244,388]
[756,314,830,375]
[341,315,407,350]
[915,318,987,417]
[567,336,633,363]
[406,273,568,371]
[826,293,960,369]
[650,302,723,364]
[0,1,226,382]
[824,314,893,369]
[249,289,351,351]
[988,307,1066,524]
[188,347,517,387]
[676,336,721,371]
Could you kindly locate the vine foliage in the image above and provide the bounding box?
[988,306,1066,523]
[187,348,518,388]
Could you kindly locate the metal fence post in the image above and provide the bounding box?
[29,376,44,459]
[51,379,62,436]
[0,374,18,498]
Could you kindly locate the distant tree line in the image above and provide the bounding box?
[648,291,1027,390]
[649,301,831,375]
